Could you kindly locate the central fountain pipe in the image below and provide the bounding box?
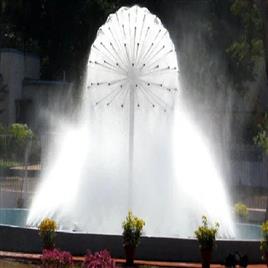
[128,84,134,210]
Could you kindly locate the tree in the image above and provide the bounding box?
[227,0,264,91]
[0,123,34,162]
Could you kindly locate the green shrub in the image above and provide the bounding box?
[38,218,57,250]
[122,210,145,247]
[260,221,268,257]
[194,216,219,250]
[234,202,248,218]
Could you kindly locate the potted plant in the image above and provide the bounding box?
[122,210,145,265]
[234,202,248,222]
[38,218,57,250]
[260,220,268,266]
[195,216,219,268]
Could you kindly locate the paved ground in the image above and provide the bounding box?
[0,251,267,268]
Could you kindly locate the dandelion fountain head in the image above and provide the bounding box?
[86,5,178,110]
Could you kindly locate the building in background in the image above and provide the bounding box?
[0,48,70,132]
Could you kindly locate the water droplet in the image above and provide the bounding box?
[121,104,124,108]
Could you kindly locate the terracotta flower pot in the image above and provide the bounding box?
[124,244,136,266]
[200,248,212,268]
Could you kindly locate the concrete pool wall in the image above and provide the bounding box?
[0,224,262,263]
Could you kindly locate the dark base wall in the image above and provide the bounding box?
[0,225,262,263]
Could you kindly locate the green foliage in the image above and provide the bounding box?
[122,210,145,247]
[253,113,268,153]
[194,216,219,250]
[254,129,268,152]
[234,202,248,218]
[38,218,57,250]
[227,0,264,90]
[0,123,33,139]
[227,39,263,63]
[7,124,33,161]
[260,221,268,255]
[8,123,33,140]
[262,221,268,236]
[231,0,263,31]
[0,123,40,164]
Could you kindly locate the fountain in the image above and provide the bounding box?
[0,5,265,263]
[24,5,236,238]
